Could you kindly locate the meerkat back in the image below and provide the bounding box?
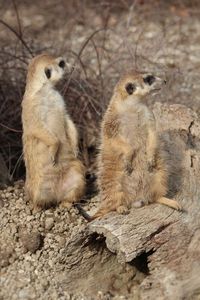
[22,54,85,211]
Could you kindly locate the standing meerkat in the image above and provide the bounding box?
[88,70,182,220]
[22,53,85,211]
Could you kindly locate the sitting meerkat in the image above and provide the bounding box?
[22,53,85,211]
[87,70,182,220]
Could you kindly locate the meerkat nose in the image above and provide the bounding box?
[164,80,167,84]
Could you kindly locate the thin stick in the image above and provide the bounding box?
[0,123,22,133]
[0,19,33,56]
[63,28,107,95]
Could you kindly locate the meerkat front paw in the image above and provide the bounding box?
[32,205,43,214]
[126,162,133,175]
[147,156,156,172]
[51,158,56,166]
[49,143,59,166]
[124,151,137,175]
[59,201,73,210]
[50,151,57,166]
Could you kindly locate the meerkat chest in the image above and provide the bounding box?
[39,89,66,132]
[120,107,150,145]
[40,88,64,112]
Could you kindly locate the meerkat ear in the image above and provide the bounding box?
[45,67,51,79]
[125,82,136,95]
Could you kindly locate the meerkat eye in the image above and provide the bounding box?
[125,83,136,95]
[45,68,51,79]
[143,75,155,85]
[58,60,65,69]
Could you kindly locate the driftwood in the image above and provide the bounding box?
[60,102,200,299]
[87,103,200,299]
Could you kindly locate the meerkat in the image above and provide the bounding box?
[22,53,85,211]
[82,70,182,220]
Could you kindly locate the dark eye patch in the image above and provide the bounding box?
[125,82,136,95]
[45,68,51,79]
[59,60,65,69]
[143,75,155,85]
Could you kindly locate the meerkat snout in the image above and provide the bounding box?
[143,75,156,85]
[142,74,166,96]
[143,74,164,89]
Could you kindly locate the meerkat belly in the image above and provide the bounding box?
[120,112,152,203]
[120,112,148,148]
[40,102,70,164]
[123,149,153,204]
[57,167,82,201]
[42,105,66,138]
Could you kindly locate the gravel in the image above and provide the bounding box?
[0,181,93,300]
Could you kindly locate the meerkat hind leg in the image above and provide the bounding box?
[60,182,84,209]
[156,197,182,211]
[59,168,85,209]
[60,201,73,209]
[93,202,129,219]
[31,179,56,212]
[117,205,129,214]
[32,204,43,214]
[92,191,130,219]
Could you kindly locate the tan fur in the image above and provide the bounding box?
[22,54,85,210]
[93,71,181,219]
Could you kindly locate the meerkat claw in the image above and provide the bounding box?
[147,158,156,172]
[117,205,129,215]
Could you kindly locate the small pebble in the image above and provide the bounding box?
[20,230,42,253]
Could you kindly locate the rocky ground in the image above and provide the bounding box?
[0,181,87,300]
[0,182,144,300]
[0,181,107,300]
[1,1,200,299]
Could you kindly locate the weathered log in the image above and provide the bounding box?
[87,103,200,299]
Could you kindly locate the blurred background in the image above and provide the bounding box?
[0,0,200,184]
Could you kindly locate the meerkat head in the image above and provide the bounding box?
[26,54,66,92]
[115,71,166,101]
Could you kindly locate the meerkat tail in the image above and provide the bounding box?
[74,204,93,222]
[156,197,182,211]
[74,201,117,222]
